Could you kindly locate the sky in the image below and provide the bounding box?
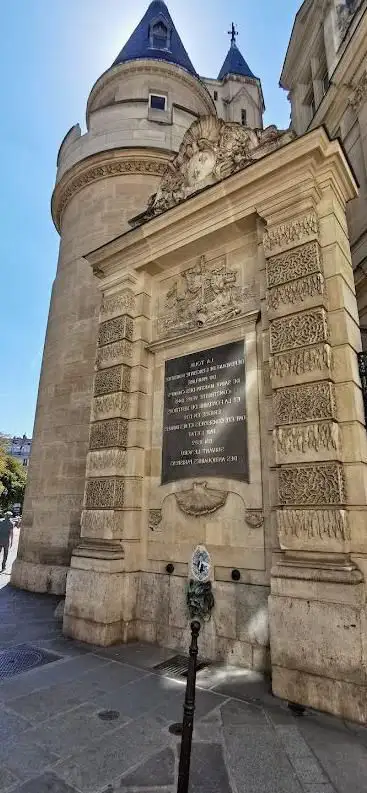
[0,0,301,437]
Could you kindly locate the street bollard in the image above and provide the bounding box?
[177,620,201,793]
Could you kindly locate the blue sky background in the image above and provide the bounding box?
[0,0,301,437]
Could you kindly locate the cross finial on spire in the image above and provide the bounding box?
[228,22,238,46]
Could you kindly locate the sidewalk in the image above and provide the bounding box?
[0,582,366,793]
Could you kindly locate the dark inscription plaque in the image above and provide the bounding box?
[162,340,248,484]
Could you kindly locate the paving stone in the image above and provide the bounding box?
[192,720,223,742]
[95,642,175,670]
[274,724,316,758]
[222,702,303,793]
[118,747,175,788]
[55,713,169,793]
[24,703,130,757]
[0,708,31,742]
[0,765,19,792]
[291,756,328,784]
[213,668,274,706]
[298,718,367,793]
[7,676,107,723]
[0,736,58,782]
[79,660,147,691]
[155,687,226,724]
[221,699,266,726]
[12,772,80,792]
[176,742,232,793]
[30,638,92,658]
[93,674,182,720]
[0,654,109,702]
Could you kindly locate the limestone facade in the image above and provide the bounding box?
[281,0,367,334]
[12,57,217,595]
[61,119,367,722]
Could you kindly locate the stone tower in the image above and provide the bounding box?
[12,1,263,595]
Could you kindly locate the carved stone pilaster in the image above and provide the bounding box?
[263,211,348,555]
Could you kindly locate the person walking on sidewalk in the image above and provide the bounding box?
[0,511,14,573]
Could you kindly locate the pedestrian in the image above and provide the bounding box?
[0,511,14,573]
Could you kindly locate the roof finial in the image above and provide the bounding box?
[228,22,238,47]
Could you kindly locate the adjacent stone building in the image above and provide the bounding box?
[13,1,367,722]
[280,0,367,334]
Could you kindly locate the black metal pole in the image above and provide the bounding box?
[177,620,201,793]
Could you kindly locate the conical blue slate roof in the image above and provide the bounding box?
[113,1,196,75]
[218,42,257,80]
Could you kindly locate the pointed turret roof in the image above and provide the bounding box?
[113,1,196,76]
[218,40,257,81]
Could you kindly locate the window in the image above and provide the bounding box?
[214,90,218,101]
[241,109,247,126]
[149,94,167,111]
[151,21,169,50]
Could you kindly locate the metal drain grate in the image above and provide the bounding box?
[153,654,209,679]
[0,644,61,680]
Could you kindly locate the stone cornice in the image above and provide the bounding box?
[85,129,357,281]
[87,59,216,121]
[51,149,172,232]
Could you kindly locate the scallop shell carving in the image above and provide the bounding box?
[175,481,228,516]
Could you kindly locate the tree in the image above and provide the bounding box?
[0,447,27,512]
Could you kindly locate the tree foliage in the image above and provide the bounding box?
[0,447,27,512]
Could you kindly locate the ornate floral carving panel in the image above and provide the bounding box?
[270,309,328,354]
[277,508,350,542]
[263,213,319,257]
[94,366,125,397]
[98,316,134,347]
[85,477,125,509]
[350,68,367,111]
[278,463,346,506]
[267,273,325,313]
[269,344,332,381]
[275,422,339,456]
[96,339,133,369]
[100,291,136,320]
[92,392,130,421]
[89,418,128,450]
[266,241,322,288]
[274,382,336,425]
[86,448,127,477]
[157,255,255,338]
